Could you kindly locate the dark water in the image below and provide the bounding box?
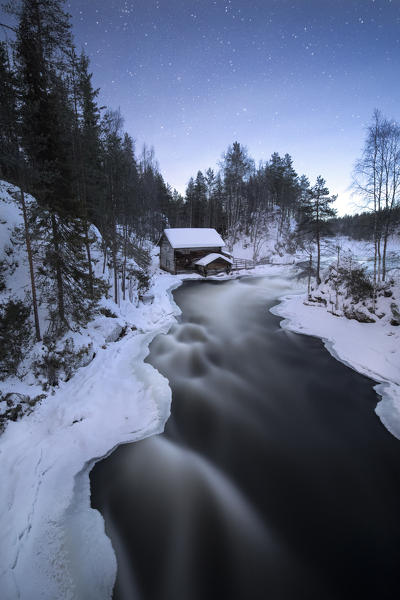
[91,275,400,600]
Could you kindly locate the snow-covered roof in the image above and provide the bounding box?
[163,228,225,249]
[194,253,233,266]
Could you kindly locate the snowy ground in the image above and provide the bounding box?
[1,259,399,599]
[0,267,186,599]
[0,257,287,599]
[1,180,399,600]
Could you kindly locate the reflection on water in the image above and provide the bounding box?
[91,274,400,600]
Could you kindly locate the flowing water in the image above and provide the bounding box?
[91,274,400,600]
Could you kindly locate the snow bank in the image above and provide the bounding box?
[0,270,184,600]
[272,293,400,440]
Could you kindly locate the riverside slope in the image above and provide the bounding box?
[0,271,182,600]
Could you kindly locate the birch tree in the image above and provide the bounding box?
[354,110,400,296]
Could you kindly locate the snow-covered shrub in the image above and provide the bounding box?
[134,268,150,295]
[390,302,400,326]
[340,264,373,302]
[126,267,151,304]
[0,391,46,432]
[0,298,31,379]
[98,306,117,318]
[33,337,95,388]
[0,260,6,291]
[309,250,400,324]
[323,253,373,302]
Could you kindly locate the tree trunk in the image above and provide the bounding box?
[382,204,394,282]
[112,227,118,305]
[84,220,94,298]
[307,253,312,299]
[377,235,382,283]
[335,246,340,312]
[51,213,65,326]
[316,227,321,285]
[20,188,41,341]
[122,224,127,301]
[382,226,389,282]
[102,241,107,274]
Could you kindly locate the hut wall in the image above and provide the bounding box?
[160,237,175,273]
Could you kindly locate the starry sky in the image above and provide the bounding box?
[6,0,400,213]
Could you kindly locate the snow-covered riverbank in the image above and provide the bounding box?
[0,262,291,600]
[272,294,400,441]
[0,269,187,600]
[1,261,399,600]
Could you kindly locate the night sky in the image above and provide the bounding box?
[7,1,400,212]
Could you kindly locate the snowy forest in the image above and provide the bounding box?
[1,3,400,600]
[0,2,335,373]
[0,1,399,401]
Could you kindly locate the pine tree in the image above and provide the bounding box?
[70,50,105,298]
[185,177,196,228]
[11,1,104,333]
[193,171,207,227]
[101,109,124,304]
[0,41,19,182]
[222,141,254,246]
[212,173,227,234]
[301,176,337,284]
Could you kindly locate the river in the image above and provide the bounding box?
[90,273,400,600]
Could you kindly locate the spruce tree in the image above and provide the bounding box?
[222,142,254,246]
[0,40,19,182]
[10,0,105,333]
[193,171,207,227]
[185,177,196,227]
[301,176,337,284]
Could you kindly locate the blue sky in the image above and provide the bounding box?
[5,1,400,213]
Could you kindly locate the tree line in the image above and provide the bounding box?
[0,0,338,345]
[175,144,336,283]
[330,207,400,242]
[0,0,176,340]
[353,109,400,287]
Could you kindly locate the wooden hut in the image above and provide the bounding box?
[159,228,232,275]
[194,253,233,276]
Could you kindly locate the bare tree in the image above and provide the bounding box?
[353,110,400,305]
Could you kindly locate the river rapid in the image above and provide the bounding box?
[91,272,400,600]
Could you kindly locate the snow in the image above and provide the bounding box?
[194,253,233,266]
[1,178,399,600]
[163,227,225,249]
[0,182,31,302]
[0,180,191,599]
[0,269,184,600]
[1,250,399,598]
